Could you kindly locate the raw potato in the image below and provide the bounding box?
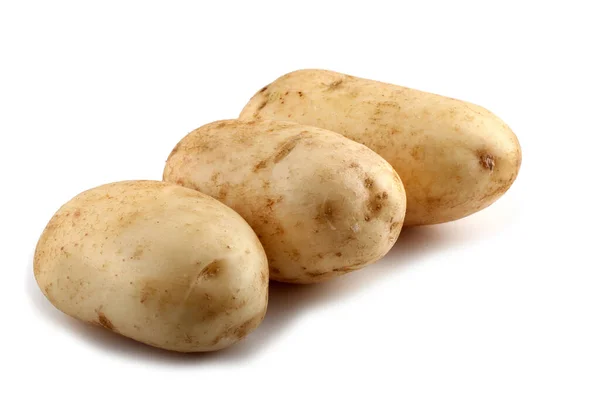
[163,119,406,284]
[240,69,522,226]
[34,181,268,352]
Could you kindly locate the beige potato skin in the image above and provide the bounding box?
[163,120,406,284]
[34,180,268,352]
[240,69,522,226]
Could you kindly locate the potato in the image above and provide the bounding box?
[163,119,406,284]
[34,180,268,352]
[240,69,522,226]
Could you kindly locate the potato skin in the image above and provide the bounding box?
[34,180,268,352]
[240,69,522,226]
[163,120,406,284]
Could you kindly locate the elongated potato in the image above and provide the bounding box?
[163,120,406,283]
[240,69,522,226]
[34,181,268,352]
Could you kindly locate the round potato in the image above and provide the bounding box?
[240,69,522,226]
[34,180,268,352]
[163,119,406,284]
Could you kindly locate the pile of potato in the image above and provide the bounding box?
[34,69,522,352]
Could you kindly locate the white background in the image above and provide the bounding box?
[2,1,599,399]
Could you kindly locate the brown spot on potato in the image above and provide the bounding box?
[335,252,342,257]
[314,199,338,229]
[290,249,301,261]
[479,153,495,172]
[199,260,222,280]
[44,283,53,294]
[350,162,359,168]
[217,185,229,199]
[259,85,269,93]
[328,79,343,89]
[260,270,268,284]
[212,313,265,345]
[183,333,193,344]
[238,315,263,339]
[256,100,268,112]
[131,245,144,260]
[140,285,157,304]
[97,312,116,332]
[298,91,304,97]
[210,172,220,183]
[305,270,330,278]
[368,195,384,213]
[274,224,285,235]
[117,211,142,228]
[364,214,371,221]
[332,266,355,273]
[253,160,268,172]
[265,196,283,210]
[74,210,81,218]
[410,146,424,160]
[364,178,374,188]
[273,136,302,164]
[390,221,400,232]
[477,181,511,203]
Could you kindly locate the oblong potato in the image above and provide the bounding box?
[34,180,268,352]
[163,119,406,283]
[240,69,522,226]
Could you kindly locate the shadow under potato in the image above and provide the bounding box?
[25,224,472,364]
